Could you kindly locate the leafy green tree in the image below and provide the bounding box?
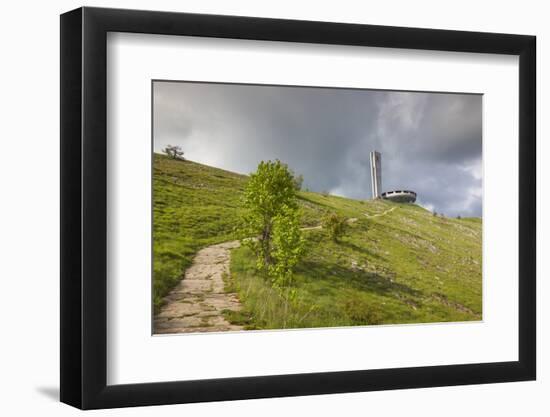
[268,205,305,328]
[163,144,184,160]
[242,160,298,269]
[322,212,347,242]
[269,205,305,289]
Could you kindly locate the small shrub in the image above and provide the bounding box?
[343,297,383,325]
[322,212,347,242]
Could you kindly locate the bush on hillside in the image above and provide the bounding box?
[322,212,347,242]
[343,296,383,325]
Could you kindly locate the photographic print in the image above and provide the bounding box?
[152,81,482,335]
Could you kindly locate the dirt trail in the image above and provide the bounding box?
[301,217,357,231]
[154,241,243,334]
[364,206,397,218]
[300,225,322,231]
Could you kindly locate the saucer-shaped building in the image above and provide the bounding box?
[370,151,417,203]
[381,190,417,203]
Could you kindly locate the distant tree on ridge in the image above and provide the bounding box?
[163,144,185,160]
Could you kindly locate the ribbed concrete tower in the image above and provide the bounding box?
[369,151,382,199]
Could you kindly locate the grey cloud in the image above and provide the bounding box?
[153,81,482,217]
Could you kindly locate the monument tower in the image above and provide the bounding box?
[369,151,382,199]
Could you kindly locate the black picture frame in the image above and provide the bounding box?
[60,6,536,410]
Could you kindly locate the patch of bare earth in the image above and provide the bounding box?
[154,241,243,334]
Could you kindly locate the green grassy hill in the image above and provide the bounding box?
[153,153,482,327]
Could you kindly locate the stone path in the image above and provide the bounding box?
[154,240,244,334]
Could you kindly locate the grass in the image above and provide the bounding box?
[227,199,481,328]
[153,153,482,327]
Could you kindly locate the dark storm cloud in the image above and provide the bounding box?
[153,81,482,217]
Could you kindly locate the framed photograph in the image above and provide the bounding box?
[60,7,536,409]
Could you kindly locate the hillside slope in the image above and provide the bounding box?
[153,154,247,310]
[153,154,482,326]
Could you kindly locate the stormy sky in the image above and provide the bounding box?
[153,81,482,217]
